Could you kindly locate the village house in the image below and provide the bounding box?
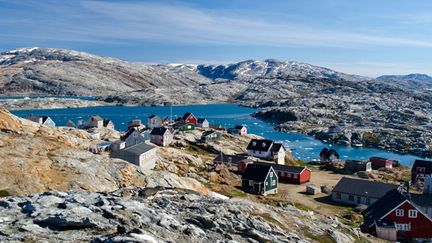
[127,119,144,130]
[319,147,339,162]
[201,130,221,142]
[246,139,286,164]
[147,115,162,129]
[110,140,126,151]
[242,164,278,196]
[369,157,393,169]
[410,177,432,219]
[228,125,247,135]
[255,162,311,184]
[362,186,432,242]
[178,112,197,126]
[411,159,432,182]
[121,127,146,148]
[150,127,174,146]
[175,123,195,132]
[111,143,156,170]
[332,177,399,206]
[26,115,56,127]
[87,115,104,128]
[103,119,115,130]
[197,118,209,128]
[65,119,76,128]
[344,160,372,173]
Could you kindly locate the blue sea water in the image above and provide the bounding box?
[12,103,422,166]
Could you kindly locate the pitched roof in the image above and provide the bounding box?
[362,189,407,228]
[255,162,307,174]
[182,112,194,120]
[412,159,432,174]
[410,193,432,207]
[91,115,103,121]
[320,147,340,159]
[332,177,399,199]
[197,118,207,123]
[271,143,285,152]
[41,116,51,123]
[123,143,156,155]
[121,127,138,140]
[234,125,246,129]
[246,139,274,152]
[150,127,169,136]
[103,119,113,126]
[242,164,273,182]
[148,114,160,119]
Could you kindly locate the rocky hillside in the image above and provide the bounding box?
[377,73,432,90]
[0,108,209,196]
[0,187,362,242]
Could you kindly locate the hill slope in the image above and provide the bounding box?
[377,73,432,90]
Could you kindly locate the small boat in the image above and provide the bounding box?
[352,143,363,147]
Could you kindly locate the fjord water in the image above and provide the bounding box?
[13,103,422,166]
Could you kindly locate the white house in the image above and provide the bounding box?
[147,115,162,129]
[246,139,286,164]
[197,118,209,128]
[27,115,56,127]
[111,143,156,170]
[331,177,398,206]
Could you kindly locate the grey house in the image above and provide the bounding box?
[201,130,221,142]
[27,115,56,127]
[147,115,162,129]
[121,127,146,148]
[111,143,157,170]
[345,160,372,173]
[150,127,174,146]
[332,177,399,206]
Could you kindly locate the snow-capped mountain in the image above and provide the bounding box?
[377,73,432,90]
[197,59,369,81]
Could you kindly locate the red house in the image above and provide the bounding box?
[411,159,432,182]
[178,112,197,126]
[362,188,432,242]
[369,157,393,169]
[241,161,311,184]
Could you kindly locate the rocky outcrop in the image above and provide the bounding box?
[0,188,361,242]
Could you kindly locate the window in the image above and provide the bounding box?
[396,209,404,217]
[408,209,418,218]
[293,174,298,179]
[348,195,354,201]
[287,173,291,178]
[270,172,273,177]
[417,167,426,173]
[336,193,341,199]
[396,224,410,231]
[249,180,254,186]
[272,179,276,186]
[366,198,370,205]
[357,196,361,204]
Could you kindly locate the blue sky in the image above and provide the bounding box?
[1,0,432,77]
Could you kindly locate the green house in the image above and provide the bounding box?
[242,164,278,196]
[177,123,195,132]
[201,130,221,142]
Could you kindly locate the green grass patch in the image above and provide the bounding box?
[221,188,247,198]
